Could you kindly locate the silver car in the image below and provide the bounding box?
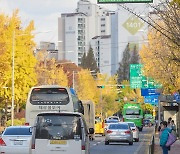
[0,126,32,154]
[105,122,133,145]
[127,122,139,142]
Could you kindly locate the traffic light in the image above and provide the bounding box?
[97,85,105,88]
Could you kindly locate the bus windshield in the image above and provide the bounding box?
[30,88,69,105]
[126,109,140,115]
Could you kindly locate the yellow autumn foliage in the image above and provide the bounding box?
[35,54,68,87]
[139,30,180,93]
[0,10,37,106]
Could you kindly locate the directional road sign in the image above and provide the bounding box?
[141,88,160,96]
[144,95,158,106]
[130,64,143,89]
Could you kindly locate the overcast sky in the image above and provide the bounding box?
[0,0,116,45]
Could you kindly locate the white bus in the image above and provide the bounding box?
[25,85,84,126]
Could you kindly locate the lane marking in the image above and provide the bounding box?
[134,141,144,154]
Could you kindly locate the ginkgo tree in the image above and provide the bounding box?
[139,29,180,94]
[0,10,37,111]
[35,51,68,86]
[76,69,99,104]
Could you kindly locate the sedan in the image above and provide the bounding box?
[127,122,139,142]
[105,122,133,145]
[0,126,32,154]
[104,119,119,131]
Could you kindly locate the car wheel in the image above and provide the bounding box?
[135,138,139,142]
[105,141,109,145]
[129,141,133,145]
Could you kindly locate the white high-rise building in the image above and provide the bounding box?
[90,35,112,76]
[58,0,112,66]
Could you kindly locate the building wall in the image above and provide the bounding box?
[90,35,111,76]
[58,0,112,66]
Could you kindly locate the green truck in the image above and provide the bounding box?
[122,103,143,131]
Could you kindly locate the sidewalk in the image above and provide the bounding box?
[154,132,180,154]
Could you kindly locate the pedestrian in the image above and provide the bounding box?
[171,120,176,132]
[159,121,172,154]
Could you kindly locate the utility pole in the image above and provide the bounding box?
[11,31,15,126]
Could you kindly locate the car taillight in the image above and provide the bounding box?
[106,130,113,134]
[82,145,85,150]
[25,123,29,126]
[102,122,104,128]
[125,130,131,134]
[0,138,6,146]
[31,143,35,149]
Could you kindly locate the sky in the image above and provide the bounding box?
[0,0,116,46]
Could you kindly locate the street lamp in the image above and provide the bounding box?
[11,30,52,126]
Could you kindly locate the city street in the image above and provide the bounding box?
[90,127,154,154]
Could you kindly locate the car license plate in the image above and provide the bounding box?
[50,140,67,145]
[14,141,23,145]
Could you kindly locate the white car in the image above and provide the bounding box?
[107,116,120,121]
[30,112,94,154]
[0,126,32,154]
[127,122,139,142]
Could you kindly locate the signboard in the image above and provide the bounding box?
[130,64,143,89]
[97,0,153,3]
[123,15,144,35]
[142,76,162,89]
[144,95,158,106]
[141,88,160,96]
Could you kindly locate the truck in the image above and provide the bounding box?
[82,100,95,140]
[122,103,143,131]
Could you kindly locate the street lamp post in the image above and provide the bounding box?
[11,31,15,126]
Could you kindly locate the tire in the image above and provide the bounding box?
[129,141,133,145]
[105,141,109,145]
[135,138,139,142]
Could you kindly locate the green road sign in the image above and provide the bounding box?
[123,15,144,35]
[142,76,162,89]
[130,64,143,89]
[98,0,153,4]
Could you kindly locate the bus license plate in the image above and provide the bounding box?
[50,140,67,145]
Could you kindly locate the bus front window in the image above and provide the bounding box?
[126,109,140,115]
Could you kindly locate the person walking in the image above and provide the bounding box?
[159,121,172,154]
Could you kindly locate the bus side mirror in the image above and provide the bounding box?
[78,100,84,114]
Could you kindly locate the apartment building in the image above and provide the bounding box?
[58,0,112,67]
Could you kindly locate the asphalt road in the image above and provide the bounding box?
[90,127,155,154]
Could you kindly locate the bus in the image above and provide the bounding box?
[144,113,154,125]
[82,100,95,140]
[122,103,143,131]
[25,85,84,126]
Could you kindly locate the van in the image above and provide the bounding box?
[30,112,94,154]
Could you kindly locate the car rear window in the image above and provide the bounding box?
[128,123,135,127]
[109,124,128,129]
[106,120,118,123]
[35,115,82,140]
[4,127,32,135]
